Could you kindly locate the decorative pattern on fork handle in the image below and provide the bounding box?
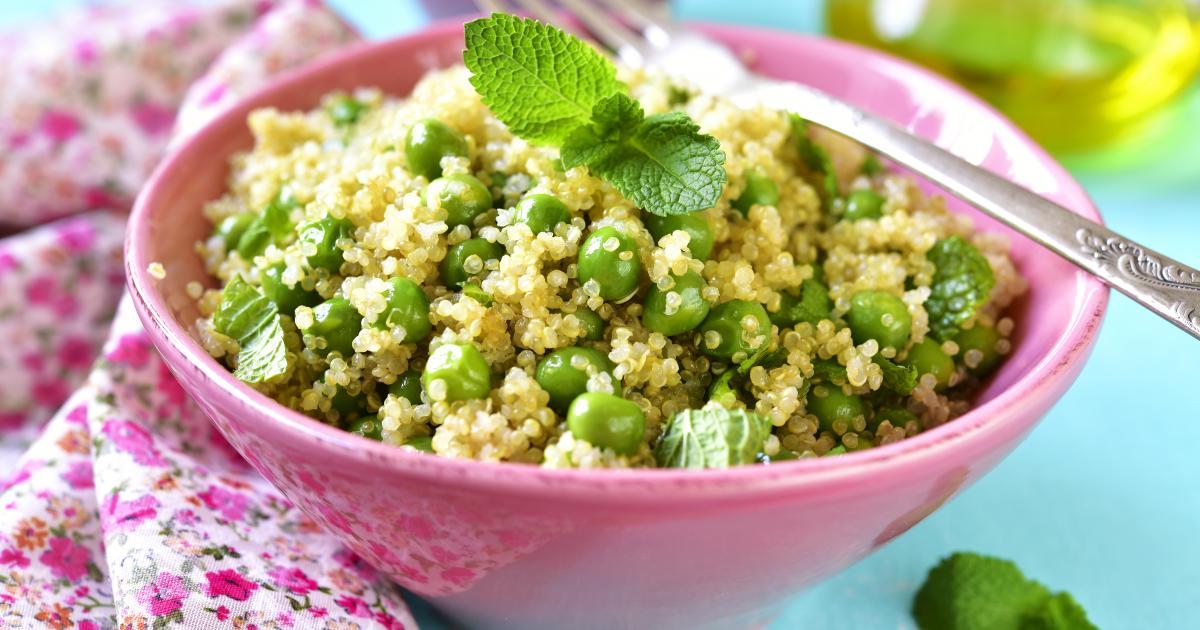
[1076,228,1200,336]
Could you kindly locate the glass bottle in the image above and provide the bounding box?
[827,0,1200,151]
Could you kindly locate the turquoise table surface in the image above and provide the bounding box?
[10,1,1198,628]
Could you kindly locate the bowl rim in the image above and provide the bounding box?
[126,18,1108,502]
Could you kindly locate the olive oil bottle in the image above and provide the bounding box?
[827,0,1200,151]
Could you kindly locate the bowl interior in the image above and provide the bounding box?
[128,20,1105,485]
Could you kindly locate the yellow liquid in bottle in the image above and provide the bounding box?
[827,0,1200,151]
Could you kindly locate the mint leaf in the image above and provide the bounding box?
[913,552,1095,630]
[214,276,289,383]
[789,113,839,203]
[736,343,773,375]
[914,553,1050,630]
[236,191,296,259]
[654,406,770,468]
[1023,593,1098,630]
[562,93,726,216]
[875,355,917,396]
[768,278,832,328]
[925,236,995,341]
[560,92,643,169]
[464,14,621,145]
[811,358,848,385]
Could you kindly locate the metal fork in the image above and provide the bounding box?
[475,0,1200,341]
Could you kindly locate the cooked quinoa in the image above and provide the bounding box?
[195,64,1026,469]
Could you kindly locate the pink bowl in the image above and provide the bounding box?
[127,19,1107,630]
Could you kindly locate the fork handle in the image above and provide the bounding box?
[757,84,1200,341]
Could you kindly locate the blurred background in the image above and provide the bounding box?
[5,1,1199,628]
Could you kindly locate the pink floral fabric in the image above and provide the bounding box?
[0,212,125,464]
[0,1,421,627]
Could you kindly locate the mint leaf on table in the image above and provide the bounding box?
[875,355,917,396]
[654,405,770,468]
[925,236,995,341]
[463,13,621,145]
[913,552,1098,630]
[789,113,839,203]
[562,93,727,216]
[1023,593,1098,630]
[214,276,289,383]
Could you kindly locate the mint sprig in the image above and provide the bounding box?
[913,552,1097,630]
[214,276,290,383]
[563,93,726,216]
[463,14,726,216]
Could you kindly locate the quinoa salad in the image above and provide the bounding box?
[192,15,1026,469]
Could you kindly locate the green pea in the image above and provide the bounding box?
[566,392,645,455]
[571,309,604,341]
[732,170,780,216]
[387,370,423,404]
[842,189,885,221]
[535,347,620,414]
[330,386,368,422]
[846,290,912,351]
[953,325,1003,376]
[426,174,492,228]
[260,263,321,317]
[807,384,866,434]
[373,277,431,343]
[298,216,354,273]
[404,118,468,180]
[871,407,918,431]
[214,213,255,250]
[697,299,771,362]
[577,227,642,302]
[327,94,366,126]
[514,194,570,234]
[347,415,382,440]
[642,213,715,261]
[441,238,503,289]
[642,271,711,336]
[403,435,434,452]
[422,342,491,402]
[906,338,955,390]
[302,297,362,357]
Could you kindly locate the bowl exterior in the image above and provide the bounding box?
[127,19,1107,630]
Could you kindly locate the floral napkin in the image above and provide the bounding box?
[0,1,421,627]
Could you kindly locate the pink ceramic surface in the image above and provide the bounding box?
[126,19,1108,630]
